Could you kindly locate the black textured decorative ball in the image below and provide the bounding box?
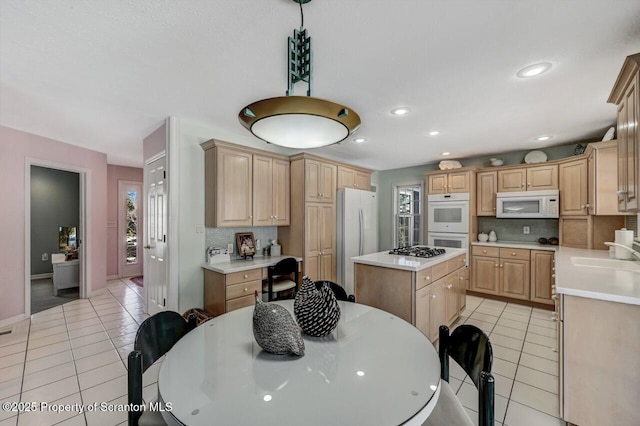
[294,276,341,337]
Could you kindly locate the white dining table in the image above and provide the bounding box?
[158,300,441,425]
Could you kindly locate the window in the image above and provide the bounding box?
[394,184,422,248]
[126,190,139,264]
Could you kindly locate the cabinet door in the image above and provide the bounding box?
[272,158,290,225]
[530,250,554,305]
[428,174,448,194]
[216,148,253,227]
[305,203,321,278]
[587,151,596,215]
[305,159,322,203]
[527,165,558,190]
[477,171,497,216]
[415,285,432,339]
[445,274,459,325]
[337,166,355,189]
[497,169,526,192]
[304,255,320,282]
[355,171,371,190]
[471,256,499,295]
[429,279,447,340]
[617,100,628,211]
[319,204,336,281]
[559,159,588,216]
[448,171,470,193]
[559,216,591,249]
[319,162,337,203]
[500,258,530,300]
[623,77,638,211]
[252,155,273,226]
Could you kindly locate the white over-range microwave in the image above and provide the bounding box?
[496,190,560,219]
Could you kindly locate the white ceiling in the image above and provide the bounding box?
[1,0,639,170]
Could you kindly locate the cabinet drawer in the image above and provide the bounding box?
[499,248,530,260]
[416,267,433,290]
[447,255,466,273]
[472,246,500,257]
[432,262,448,281]
[226,268,262,285]
[226,280,262,300]
[226,294,255,312]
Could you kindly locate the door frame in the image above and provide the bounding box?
[118,180,143,278]
[24,157,90,317]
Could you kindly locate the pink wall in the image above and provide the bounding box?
[143,122,166,160]
[107,165,143,277]
[0,126,108,321]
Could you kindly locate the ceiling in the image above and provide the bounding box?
[1,1,639,171]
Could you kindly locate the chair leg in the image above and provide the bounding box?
[478,372,495,426]
[128,351,144,426]
[439,325,450,381]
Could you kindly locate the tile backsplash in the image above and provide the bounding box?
[205,226,277,260]
[477,218,559,243]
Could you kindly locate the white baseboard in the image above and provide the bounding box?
[0,314,28,329]
[31,273,53,280]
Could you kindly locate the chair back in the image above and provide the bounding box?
[266,257,299,301]
[439,324,494,426]
[128,311,196,425]
[315,280,355,302]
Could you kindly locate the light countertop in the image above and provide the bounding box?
[202,255,303,274]
[472,241,557,251]
[351,247,467,272]
[555,246,640,305]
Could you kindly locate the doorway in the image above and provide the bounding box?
[118,181,143,279]
[27,163,87,315]
[144,155,167,315]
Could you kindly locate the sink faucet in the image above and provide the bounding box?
[604,242,640,260]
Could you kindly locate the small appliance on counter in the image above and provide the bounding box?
[207,247,231,265]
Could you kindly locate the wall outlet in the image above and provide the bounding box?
[523,226,530,235]
[42,253,48,261]
[227,243,234,253]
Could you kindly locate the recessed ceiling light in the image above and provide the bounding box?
[535,135,553,141]
[441,152,450,156]
[390,107,411,116]
[353,137,366,143]
[516,62,552,78]
[429,131,440,136]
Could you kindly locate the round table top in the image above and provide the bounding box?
[158,300,441,425]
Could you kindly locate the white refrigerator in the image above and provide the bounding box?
[337,188,378,296]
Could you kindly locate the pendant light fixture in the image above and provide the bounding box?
[238,0,361,149]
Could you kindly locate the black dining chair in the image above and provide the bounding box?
[424,324,495,426]
[315,280,356,302]
[128,311,197,426]
[263,257,299,301]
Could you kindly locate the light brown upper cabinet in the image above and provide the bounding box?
[559,158,588,216]
[252,155,290,226]
[586,140,627,215]
[497,165,558,192]
[608,53,640,212]
[476,171,497,216]
[427,170,472,194]
[305,159,337,203]
[202,140,290,228]
[337,165,372,190]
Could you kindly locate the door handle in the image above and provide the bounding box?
[144,245,151,249]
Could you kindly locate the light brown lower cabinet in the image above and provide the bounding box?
[355,254,466,342]
[471,246,555,305]
[560,294,640,425]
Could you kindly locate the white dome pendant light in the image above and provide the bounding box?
[238,0,361,149]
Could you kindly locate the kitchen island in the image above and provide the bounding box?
[555,246,640,426]
[353,247,467,342]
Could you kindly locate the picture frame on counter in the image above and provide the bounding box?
[236,232,256,258]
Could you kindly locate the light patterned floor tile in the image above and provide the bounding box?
[526,324,556,338]
[85,394,128,426]
[492,325,526,340]
[515,366,558,394]
[24,350,73,375]
[77,361,126,391]
[22,361,77,392]
[524,333,556,348]
[496,318,528,331]
[75,349,121,374]
[17,392,83,426]
[518,353,558,376]
[492,344,521,364]
[503,401,564,426]
[510,381,559,417]
[20,376,79,404]
[72,340,115,361]
[493,358,517,379]
[522,342,558,362]
[80,375,127,405]
[489,333,524,351]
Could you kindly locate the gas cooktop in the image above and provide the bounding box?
[388,246,446,258]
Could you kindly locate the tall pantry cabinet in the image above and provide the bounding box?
[279,154,337,282]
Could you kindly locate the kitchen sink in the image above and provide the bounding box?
[570,257,640,272]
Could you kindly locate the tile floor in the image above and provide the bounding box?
[0,285,565,426]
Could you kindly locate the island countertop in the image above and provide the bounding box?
[351,247,467,272]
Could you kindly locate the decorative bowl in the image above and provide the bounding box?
[478,233,489,242]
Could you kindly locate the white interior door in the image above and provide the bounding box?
[146,157,167,315]
[118,181,143,278]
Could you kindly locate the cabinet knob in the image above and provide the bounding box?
[459,276,464,280]
[494,264,498,267]
[244,287,248,292]
[273,215,277,219]
[249,215,253,219]
[432,294,436,299]
[521,183,525,187]
[483,250,487,253]
[447,284,453,289]
[551,295,558,300]
[552,274,556,278]
[500,264,503,268]
[243,274,248,279]
[425,276,430,280]
[512,252,516,256]
[527,182,531,186]
[493,207,496,210]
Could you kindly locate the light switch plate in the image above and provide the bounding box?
[227,243,234,252]
[523,226,530,235]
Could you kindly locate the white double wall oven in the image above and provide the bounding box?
[427,193,470,250]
